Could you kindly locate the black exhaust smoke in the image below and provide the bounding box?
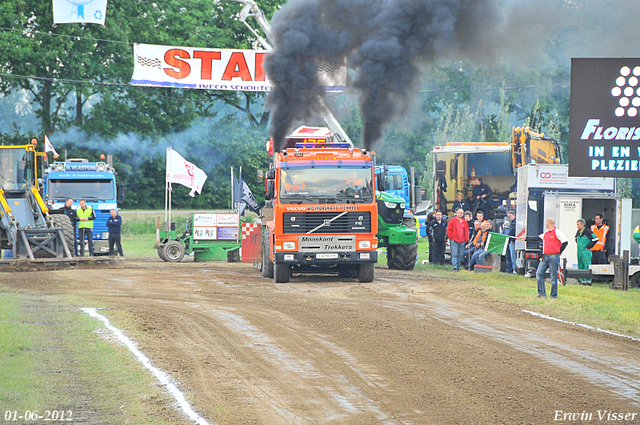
[264,0,570,151]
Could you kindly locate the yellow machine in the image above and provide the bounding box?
[0,141,73,259]
[511,126,562,169]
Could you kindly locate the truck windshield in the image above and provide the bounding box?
[279,167,374,204]
[48,179,115,201]
[0,148,33,190]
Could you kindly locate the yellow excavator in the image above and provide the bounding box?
[511,126,562,170]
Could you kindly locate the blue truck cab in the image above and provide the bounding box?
[44,159,121,255]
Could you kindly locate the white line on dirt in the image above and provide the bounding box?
[523,310,640,342]
[81,308,214,425]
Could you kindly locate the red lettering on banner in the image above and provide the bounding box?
[193,50,222,80]
[164,49,191,79]
[222,52,252,81]
[255,52,267,81]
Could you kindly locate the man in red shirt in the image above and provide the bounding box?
[446,207,469,272]
[519,218,568,299]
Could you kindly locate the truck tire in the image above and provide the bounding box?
[387,244,418,270]
[337,265,358,279]
[631,272,640,289]
[51,214,75,255]
[157,246,168,262]
[358,263,375,282]
[163,241,185,262]
[273,261,290,283]
[262,232,274,278]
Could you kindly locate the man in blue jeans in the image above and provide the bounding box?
[519,218,568,298]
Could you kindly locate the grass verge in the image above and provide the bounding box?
[0,291,177,424]
[408,238,640,338]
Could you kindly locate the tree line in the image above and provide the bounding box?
[1,0,637,208]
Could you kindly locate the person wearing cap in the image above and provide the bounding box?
[519,218,568,299]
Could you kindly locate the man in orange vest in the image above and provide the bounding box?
[590,214,609,265]
[519,218,568,299]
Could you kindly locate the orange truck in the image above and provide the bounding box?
[261,127,379,283]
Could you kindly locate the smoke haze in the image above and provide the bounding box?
[265,0,640,150]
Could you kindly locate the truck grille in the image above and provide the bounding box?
[283,212,371,234]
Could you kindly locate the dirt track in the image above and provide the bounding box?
[5,260,640,424]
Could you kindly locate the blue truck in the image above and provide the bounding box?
[44,158,123,255]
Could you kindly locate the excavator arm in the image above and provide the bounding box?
[230,0,354,147]
[511,126,562,170]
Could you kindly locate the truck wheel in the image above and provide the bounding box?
[262,232,274,278]
[163,241,185,262]
[273,261,290,283]
[338,265,358,279]
[631,272,640,289]
[157,246,168,262]
[51,214,75,254]
[387,243,418,270]
[358,263,375,282]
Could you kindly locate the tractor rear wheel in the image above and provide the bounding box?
[163,241,185,262]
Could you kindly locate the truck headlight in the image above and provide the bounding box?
[102,233,109,239]
[283,242,296,250]
[358,240,371,249]
[384,201,397,209]
[399,202,406,209]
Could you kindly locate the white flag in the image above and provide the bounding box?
[52,0,108,25]
[44,135,59,157]
[166,147,208,197]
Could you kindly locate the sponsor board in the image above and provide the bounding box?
[570,58,640,177]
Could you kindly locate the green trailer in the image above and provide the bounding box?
[155,213,241,262]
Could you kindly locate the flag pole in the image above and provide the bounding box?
[231,166,234,213]
[237,166,242,245]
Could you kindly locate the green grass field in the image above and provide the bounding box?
[0,291,175,423]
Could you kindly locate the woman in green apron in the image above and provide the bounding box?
[575,219,598,285]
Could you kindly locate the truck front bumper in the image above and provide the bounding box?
[275,251,378,266]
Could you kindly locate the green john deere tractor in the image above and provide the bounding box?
[376,191,418,270]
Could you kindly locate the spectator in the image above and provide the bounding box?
[469,220,490,268]
[576,218,598,285]
[107,209,124,258]
[502,210,517,274]
[463,219,482,268]
[590,214,610,264]
[427,210,447,266]
[447,207,469,272]
[76,199,95,257]
[519,218,568,299]
[452,193,471,215]
[472,177,492,218]
[58,198,78,256]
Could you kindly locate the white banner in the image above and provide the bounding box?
[166,147,208,197]
[52,0,107,25]
[131,43,346,92]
